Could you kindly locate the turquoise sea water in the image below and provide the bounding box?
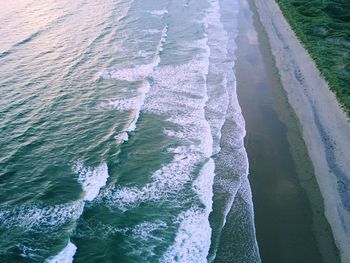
[0,0,259,262]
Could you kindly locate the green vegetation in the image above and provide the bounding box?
[276,0,350,115]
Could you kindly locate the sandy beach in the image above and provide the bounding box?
[253,0,350,262]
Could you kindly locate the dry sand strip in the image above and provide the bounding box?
[253,0,350,262]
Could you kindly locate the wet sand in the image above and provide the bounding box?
[235,0,340,262]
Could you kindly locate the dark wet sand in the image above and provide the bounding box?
[235,1,340,262]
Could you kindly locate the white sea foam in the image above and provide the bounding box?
[144,29,161,34]
[193,159,215,211]
[0,202,84,230]
[153,0,250,261]
[202,1,258,261]
[97,26,167,82]
[161,160,215,262]
[93,1,245,261]
[73,161,109,202]
[143,49,212,157]
[158,26,168,52]
[0,161,110,260]
[97,63,155,82]
[161,207,211,263]
[98,97,139,111]
[17,244,42,260]
[97,26,167,142]
[97,14,218,262]
[115,131,129,143]
[97,82,151,138]
[204,0,239,156]
[74,219,130,240]
[6,161,110,261]
[123,25,167,133]
[128,82,150,131]
[1,202,81,262]
[0,196,86,261]
[138,50,150,57]
[149,10,168,16]
[46,240,77,263]
[98,147,200,211]
[0,202,82,262]
[132,220,167,241]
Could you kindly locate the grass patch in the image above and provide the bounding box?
[276,0,350,115]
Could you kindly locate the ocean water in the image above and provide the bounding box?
[0,0,259,262]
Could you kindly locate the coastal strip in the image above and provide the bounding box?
[253,0,350,262]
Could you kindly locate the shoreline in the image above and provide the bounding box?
[234,0,340,262]
[253,0,350,262]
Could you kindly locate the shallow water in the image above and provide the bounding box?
[0,0,258,262]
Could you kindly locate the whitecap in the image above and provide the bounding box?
[45,240,77,263]
[115,132,129,143]
[73,161,109,202]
